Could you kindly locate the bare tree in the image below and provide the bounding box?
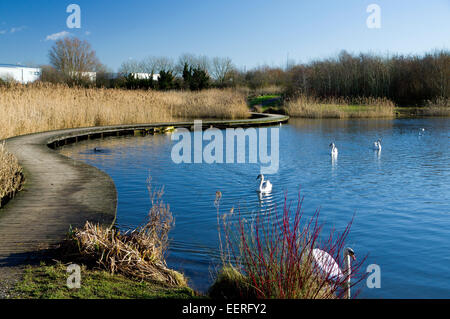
[176,53,197,76]
[141,56,174,74]
[175,53,210,76]
[39,65,64,83]
[118,60,141,75]
[196,55,211,73]
[48,37,103,82]
[211,57,234,84]
[49,37,105,85]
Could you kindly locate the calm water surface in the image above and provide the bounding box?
[59,118,450,298]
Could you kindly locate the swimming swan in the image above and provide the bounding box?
[329,143,338,157]
[372,139,382,151]
[257,174,272,193]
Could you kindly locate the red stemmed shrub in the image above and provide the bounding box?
[210,191,367,299]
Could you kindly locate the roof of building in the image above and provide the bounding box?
[0,64,41,69]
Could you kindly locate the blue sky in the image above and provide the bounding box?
[0,0,448,71]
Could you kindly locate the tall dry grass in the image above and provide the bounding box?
[285,95,395,118]
[421,97,450,116]
[0,83,250,140]
[0,142,24,207]
[0,83,249,207]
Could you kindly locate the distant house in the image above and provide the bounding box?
[0,64,42,84]
[66,72,159,82]
[131,73,160,81]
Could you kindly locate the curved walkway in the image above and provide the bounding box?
[0,113,288,267]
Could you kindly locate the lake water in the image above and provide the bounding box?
[59,117,450,298]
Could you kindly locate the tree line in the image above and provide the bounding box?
[284,50,449,106]
[38,37,448,106]
[40,37,236,91]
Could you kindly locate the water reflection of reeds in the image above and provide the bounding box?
[59,134,173,166]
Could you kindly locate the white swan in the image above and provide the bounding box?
[256,174,272,193]
[312,247,356,299]
[372,139,382,151]
[329,143,338,157]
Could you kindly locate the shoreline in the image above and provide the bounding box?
[0,113,288,298]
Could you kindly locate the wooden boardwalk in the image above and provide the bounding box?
[0,130,117,267]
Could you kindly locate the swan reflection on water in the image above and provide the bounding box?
[331,154,338,174]
[373,148,381,160]
[256,190,275,209]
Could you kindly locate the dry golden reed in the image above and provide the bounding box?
[0,83,250,140]
[285,95,395,118]
[0,142,24,206]
[69,180,186,286]
[422,97,450,116]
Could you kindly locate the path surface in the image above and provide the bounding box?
[0,130,118,266]
[0,113,288,293]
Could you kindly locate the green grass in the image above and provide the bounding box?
[394,106,450,117]
[248,94,282,108]
[323,104,383,112]
[208,265,257,299]
[14,262,198,299]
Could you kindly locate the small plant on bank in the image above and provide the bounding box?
[210,192,367,299]
[64,177,186,287]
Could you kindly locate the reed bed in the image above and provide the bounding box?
[211,193,367,299]
[0,83,250,140]
[285,95,395,118]
[421,97,450,116]
[0,83,249,204]
[66,179,186,287]
[0,142,24,207]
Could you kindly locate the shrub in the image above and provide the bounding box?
[213,192,367,299]
[209,265,257,299]
[182,64,210,91]
[64,178,186,287]
[157,70,175,90]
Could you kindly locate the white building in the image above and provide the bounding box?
[132,73,160,81]
[0,64,42,84]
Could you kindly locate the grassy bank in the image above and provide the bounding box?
[12,179,198,299]
[0,143,24,207]
[0,83,250,140]
[14,263,195,299]
[249,91,450,118]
